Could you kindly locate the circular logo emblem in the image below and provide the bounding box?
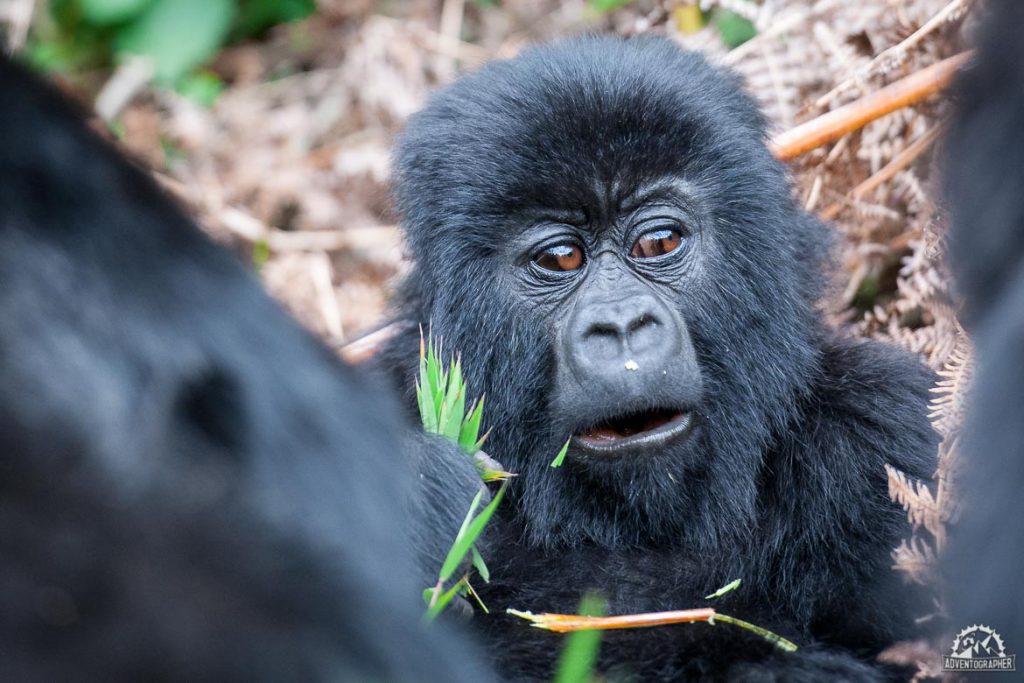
[951,625,1008,659]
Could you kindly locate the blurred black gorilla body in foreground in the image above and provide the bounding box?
[0,58,487,681]
[944,0,1024,657]
[380,37,938,680]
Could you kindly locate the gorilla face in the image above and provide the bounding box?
[507,175,705,464]
[393,36,828,547]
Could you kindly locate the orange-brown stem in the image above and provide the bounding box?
[772,52,970,161]
[507,607,716,633]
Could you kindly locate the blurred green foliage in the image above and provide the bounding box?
[711,8,756,49]
[588,2,756,50]
[27,0,314,97]
[588,0,632,12]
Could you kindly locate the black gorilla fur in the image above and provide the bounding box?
[944,0,1024,657]
[380,37,939,680]
[0,57,489,681]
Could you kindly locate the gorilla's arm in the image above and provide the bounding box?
[406,431,494,584]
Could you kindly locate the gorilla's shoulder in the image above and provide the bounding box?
[801,336,938,480]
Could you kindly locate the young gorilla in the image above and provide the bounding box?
[379,37,938,680]
[0,58,488,680]
[944,0,1024,655]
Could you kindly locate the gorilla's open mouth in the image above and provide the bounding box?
[573,408,694,453]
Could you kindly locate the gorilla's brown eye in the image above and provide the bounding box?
[630,228,683,259]
[534,243,585,272]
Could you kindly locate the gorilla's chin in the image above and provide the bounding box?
[573,409,695,455]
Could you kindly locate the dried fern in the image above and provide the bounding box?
[886,465,942,541]
[891,536,940,586]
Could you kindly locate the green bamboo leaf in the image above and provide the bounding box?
[441,359,464,433]
[472,427,492,455]
[416,336,438,432]
[442,382,465,442]
[451,362,466,421]
[424,577,468,621]
[550,438,572,468]
[705,578,742,600]
[426,336,443,411]
[459,396,486,453]
[446,398,466,441]
[481,467,515,482]
[471,545,490,583]
[416,379,438,434]
[437,400,451,438]
[453,490,484,545]
[439,483,506,582]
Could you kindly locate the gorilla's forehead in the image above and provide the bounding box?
[395,36,783,245]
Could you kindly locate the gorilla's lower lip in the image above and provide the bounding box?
[573,409,694,453]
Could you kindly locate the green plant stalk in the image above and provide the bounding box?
[424,577,468,621]
[712,613,798,652]
[554,594,607,683]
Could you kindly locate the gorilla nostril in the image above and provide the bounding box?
[577,322,625,363]
[628,313,658,334]
[585,322,621,339]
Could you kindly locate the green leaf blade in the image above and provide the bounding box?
[550,438,572,468]
[471,545,490,583]
[459,396,486,454]
[424,577,468,621]
[438,483,506,583]
[705,578,742,600]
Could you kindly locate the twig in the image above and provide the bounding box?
[310,253,343,340]
[508,607,715,632]
[0,0,35,53]
[772,52,969,161]
[507,607,798,651]
[815,0,973,109]
[94,56,155,122]
[339,321,414,364]
[156,171,402,257]
[437,0,466,80]
[819,124,943,221]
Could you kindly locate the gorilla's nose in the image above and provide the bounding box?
[567,293,679,379]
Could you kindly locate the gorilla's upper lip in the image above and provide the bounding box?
[572,408,694,453]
